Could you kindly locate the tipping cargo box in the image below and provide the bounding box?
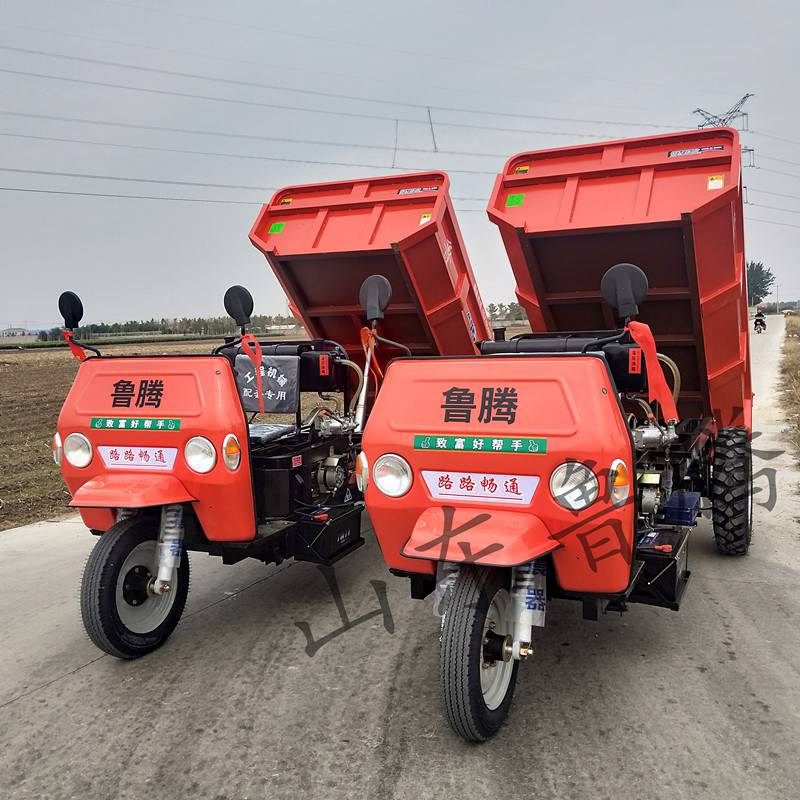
[487,127,751,430]
[250,172,490,361]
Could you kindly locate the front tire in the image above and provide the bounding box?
[81,516,190,658]
[711,428,753,555]
[440,566,519,742]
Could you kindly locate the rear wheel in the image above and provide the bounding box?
[711,428,753,555]
[440,566,519,742]
[81,516,190,658]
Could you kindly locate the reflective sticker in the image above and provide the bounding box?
[422,470,539,505]
[506,193,524,207]
[514,165,530,174]
[268,222,285,234]
[279,197,293,205]
[98,445,177,470]
[414,434,547,454]
[91,417,181,431]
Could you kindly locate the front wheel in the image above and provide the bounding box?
[440,565,519,742]
[81,516,190,658]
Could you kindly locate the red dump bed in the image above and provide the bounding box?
[488,127,751,430]
[250,172,490,360]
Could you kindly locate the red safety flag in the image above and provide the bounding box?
[626,321,679,423]
[62,330,87,362]
[240,333,265,414]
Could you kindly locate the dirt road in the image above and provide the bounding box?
[1,317,798,800]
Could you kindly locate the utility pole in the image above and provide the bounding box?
[693,94,754,129]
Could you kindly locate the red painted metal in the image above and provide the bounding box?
[58,356,255,541]
[249,172,490,360]
[487,127,751,430]
[363,355,635,593]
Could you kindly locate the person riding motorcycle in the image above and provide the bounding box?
[754,310,766,333]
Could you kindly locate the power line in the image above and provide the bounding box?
[0,67,619,139]
[0,185,259,204]
[753,166,800,181]
[1,21,683,117]
[0,44,686,131]
[0,165,280,192]
[747,201,800,217]
[0,131,498,176]
[745,216,800,230]
[750,129,800,147]
[0,110,623,157]
[0,183,486,211]
[746,187,800,203]
[759,154,800,169]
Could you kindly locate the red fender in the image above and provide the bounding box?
[401,506,560,567]
[69,473,195,509]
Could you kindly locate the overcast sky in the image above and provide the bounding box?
[1,0,798,329]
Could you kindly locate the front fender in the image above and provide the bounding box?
[69,473,195,509]
[401,506,560,566]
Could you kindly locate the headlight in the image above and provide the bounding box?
[609,458,630,507]
[185,436,216,473]
[373,453,412,497]
[222,433,241,471]
[550,461,598,511]
[355,451,369,492]
[52,433,63,466]
[64,433,92,468]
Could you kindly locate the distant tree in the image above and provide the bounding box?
[747,260,776,306]
[486,302,498,321]
[507,302,525,321]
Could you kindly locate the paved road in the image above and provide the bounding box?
[2,317,798,800]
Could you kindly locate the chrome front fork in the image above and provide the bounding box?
[510,558,546,660]
[154,504,184,594]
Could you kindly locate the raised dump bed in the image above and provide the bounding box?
[250,172,490,359]
[487,127,751,430]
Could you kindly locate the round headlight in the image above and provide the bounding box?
[185,436,216,473]
[373,453,412,498]
[52,432,63,466]
[550,461,598,511]
[222,433,241,471]
[64,433,92,468]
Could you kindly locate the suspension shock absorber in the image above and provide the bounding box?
[510,558,547,660]
[154,504,184,594]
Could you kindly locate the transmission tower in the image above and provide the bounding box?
[693,93,754,129]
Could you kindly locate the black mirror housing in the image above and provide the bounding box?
[600,263,649,319]
[224,285,255,328]
[359,275,392,323]
[58,291,84,330]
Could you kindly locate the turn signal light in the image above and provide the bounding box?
[609,459,631,507]
[355,451,368,492]
[222,433,241,471]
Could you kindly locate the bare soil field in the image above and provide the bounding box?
[0,340,220,531]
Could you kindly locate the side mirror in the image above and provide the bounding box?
[359,275,392,323]
[58,291,84,330]
[224,285,254,331]
[600,263,649,319]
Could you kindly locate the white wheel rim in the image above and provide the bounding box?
[480,588,514,711]
[115,541,177,634]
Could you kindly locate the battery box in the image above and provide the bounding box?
[628,527,691,611]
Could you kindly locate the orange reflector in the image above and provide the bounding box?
[222,433,241,471]
[611,461,630,487]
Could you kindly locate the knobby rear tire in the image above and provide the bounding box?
[711,427,753,556]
